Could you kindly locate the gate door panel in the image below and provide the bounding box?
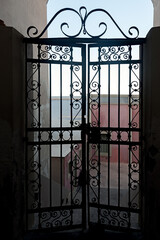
[26,42,87,230]
[87,43,143,230]
[25,6,145,232]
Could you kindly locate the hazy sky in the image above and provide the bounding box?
[47,0,153,38]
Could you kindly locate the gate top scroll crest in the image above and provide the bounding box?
[27,6,139,39]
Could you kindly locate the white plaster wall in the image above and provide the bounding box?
[0,0,50,178]
[0,0,48,37]
[152,0,160,26]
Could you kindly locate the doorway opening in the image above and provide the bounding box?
[25,6,145,235]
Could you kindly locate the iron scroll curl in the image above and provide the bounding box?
[27,6,139,39]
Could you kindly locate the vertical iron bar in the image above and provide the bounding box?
[139,44,143,228]
[25,42,28,230]
[118,63,121,207]
[128,45,132,228]
[82,45,87,229]
[49,63,52,207]
[87,45,90,226]
[60,63,63,206]
[70,47,73,224]
[38,44,41,226]
[98,47,101,223]
[108,64,110,206]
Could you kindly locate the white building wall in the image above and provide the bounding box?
[0,0,48,37]
[152,0,160,26]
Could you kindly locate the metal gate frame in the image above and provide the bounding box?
[86,41,144,231]
[25,6,145,233]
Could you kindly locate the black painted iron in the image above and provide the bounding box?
[25,6,145,233]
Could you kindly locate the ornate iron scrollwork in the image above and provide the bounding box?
[25,6,143,230]
[27,6,139,39]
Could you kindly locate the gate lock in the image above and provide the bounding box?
[80,123,101,142]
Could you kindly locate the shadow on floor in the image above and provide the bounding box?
[24,225,144,240]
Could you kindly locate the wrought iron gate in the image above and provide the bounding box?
[25,7,145,232]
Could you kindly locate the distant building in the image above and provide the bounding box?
[51,95,139,189]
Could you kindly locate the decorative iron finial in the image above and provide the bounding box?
[27,6,139,39]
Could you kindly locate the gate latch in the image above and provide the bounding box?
[80,123,101,142]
